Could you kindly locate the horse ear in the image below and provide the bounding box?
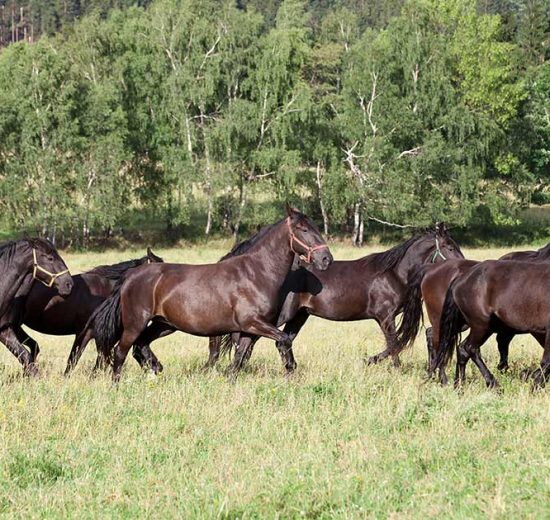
[435,222,447,236]
[146,247,163,263]
[285,202,295,217]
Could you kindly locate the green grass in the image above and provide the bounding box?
[1,244,550,518]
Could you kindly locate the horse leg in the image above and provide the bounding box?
[0,327,36,376]
[204,336,222,369]
[532,329,550,389]
[132,322,172,374]
[454,338,471,387]
[464,327,497,388]
[276,309,309,374]
[496,330,513,371]
[112,328,143,383]
[425,327,434,371]
[227,334,258,376]
[64,326,95,375]
[14,326,40,364]
[367,315,399,367]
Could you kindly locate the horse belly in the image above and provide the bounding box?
[157,284,237,337]
[495,295,550,334]
[308,286,368,321]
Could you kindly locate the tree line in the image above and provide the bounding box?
[0,0,547,246]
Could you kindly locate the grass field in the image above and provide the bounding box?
[1,244,550,518]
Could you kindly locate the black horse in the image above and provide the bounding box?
[0,238,73,375]
[19,247,164,375]
[207,223,464,373]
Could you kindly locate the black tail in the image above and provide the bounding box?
[91,285,123,352]
[433,281,465,372]
[218,334,234,358]
[395,265,428,352]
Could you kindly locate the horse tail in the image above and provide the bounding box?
[433,280,465,372]
[218,334,234,358]
[395,265,428,353]
[91,285,123,352]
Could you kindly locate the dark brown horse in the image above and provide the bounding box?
[63,225,285,374]
[0,238,73,375]
[434,260,550,388]
[207,223,464,372]
[18,248,164,374]
[395,242,550,383]
[84,207,333,381]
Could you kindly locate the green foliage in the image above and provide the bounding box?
[0,0,546,244]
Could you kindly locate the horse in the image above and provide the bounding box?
[207,223,464,373]
[83,206,333,381]
[0,238,73,375]
[19,247,164,375]
[395,242,550,384]
[62,226,284,374]
[434,260,550,389]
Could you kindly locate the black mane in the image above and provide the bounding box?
[537,242,550,259]
[86,257,151,281]
[369,234,426,272]
[27,237,58,254]
[219,223,277,261]
[0,240,19,266]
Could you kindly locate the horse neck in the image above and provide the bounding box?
[393,237,432,283]
[0,243,34,317]
[242,220,295,282]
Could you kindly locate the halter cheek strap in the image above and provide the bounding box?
[32,249,70,288]
[431,236,447,263]
[286,217,329,264]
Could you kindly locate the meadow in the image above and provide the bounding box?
[1,243,549,519]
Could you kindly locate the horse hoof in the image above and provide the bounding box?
[366,356,379,366]
[497,363,509,373]
[521,368,535,382]
[152,362,164,374]
[531,369,546,389]
[487,379,501,392]
[25,363,39,377]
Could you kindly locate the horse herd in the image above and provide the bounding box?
[1,205,549,389]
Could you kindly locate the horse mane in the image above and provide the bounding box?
[219,223,278,261]
[369,234,426,272]
[537,242,550,259]
[86,257,151,281]
[0,237,56,267]
[27,237,57,254]
[0,240,19,266]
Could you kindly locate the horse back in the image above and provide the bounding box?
[456,260,550,332]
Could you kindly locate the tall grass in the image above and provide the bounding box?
[0,244,549,518]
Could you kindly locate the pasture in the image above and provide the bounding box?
[1,244,549,518]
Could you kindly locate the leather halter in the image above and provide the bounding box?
[286,217,329,264]
[32,248,70,288]
[430,236,447,263]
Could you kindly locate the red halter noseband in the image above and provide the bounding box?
[286,217,329,264]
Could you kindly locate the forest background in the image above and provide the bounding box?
[0,0,548,248]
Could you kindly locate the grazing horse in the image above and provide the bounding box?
[395,242,550,383]
[83,207,333,381]
[20,248,164,375]
[208,223,464,372]
[434,260,550,388]
[0,238,73,375]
